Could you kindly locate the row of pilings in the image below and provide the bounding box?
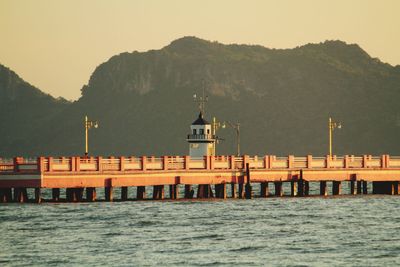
[1,180,400,203]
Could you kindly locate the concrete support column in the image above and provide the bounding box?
[291,181,297,197]
[231,183,237,198]
[184,185,193,199]
[14,188,28,203]
[137,186,146,200]
[373,181,394,195]
[197,184,213,198]
[169,185,179,199]
[105,187,113,201]
[350,181,356,195]
[34,188,41,203]
[304,181,310,196]
[274,182,283,197]
[86,187,96,202]
[394,182,400,195]
[216,184,226,199]
[245,183,252,199]
[357,181,362,194]
[297,179,304,197]
[260,182,269,198]
[215,184,221,198]
[332,181,341,195]
[66,188,74,202]
[52,188,60,201]
[153,185,164,200]
[362,181,368,194]
[238,183,245,199]
[0,188,12,203]
[320,181,327,196]
[121,187,128,201]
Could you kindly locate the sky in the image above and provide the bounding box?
[1,0,399,101]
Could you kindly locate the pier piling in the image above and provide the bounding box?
[137,186,146,200]
[86,187,96,202]
[357,181,362,194]
[362,181,368,194]
[169,185,179,199]
[350,181,356,195]
[260,182,268,198]
[231,183,237,198]
[121,187,128,201]
[332,181,341,195]
[305,181,310,196]
[291,181,297,197]
[52,188,60,201]
[274,182,283,197]
[320,181,327,196]
[105,187,113,201]
[34,188,41,203]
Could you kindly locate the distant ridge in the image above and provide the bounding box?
[1,37,400,157]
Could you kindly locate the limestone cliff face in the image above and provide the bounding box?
[1,37,400,157]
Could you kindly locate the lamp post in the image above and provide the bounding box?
[225,121,240,157]
[84,115,99,157]
[328,117,341,157]
[212,117,225,155]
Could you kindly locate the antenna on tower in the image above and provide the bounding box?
[193,81,208,115]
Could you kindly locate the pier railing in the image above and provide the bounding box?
[1,155,399,174]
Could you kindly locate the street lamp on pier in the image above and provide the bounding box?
[328,117,341,157]
[225,121,241,157]
[84,115,99,157]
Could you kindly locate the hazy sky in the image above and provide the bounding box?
[1,0,399,100]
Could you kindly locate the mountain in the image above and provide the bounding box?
[1,37,400,157]
[0,65,70,156]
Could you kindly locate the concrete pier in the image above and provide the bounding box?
[1,154,400,203]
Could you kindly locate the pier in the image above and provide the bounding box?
[1,154,400,203]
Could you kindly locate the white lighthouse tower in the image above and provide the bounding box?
[187,112,215,157]
[187,91,216,157]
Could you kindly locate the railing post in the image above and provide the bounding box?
[120,156,125,171]
[185,155,190,170]
[13,157,20,172]
[230,155,235,169]
[205,156,209,169]
[381,155,386,168]
[48,157,53,172]
[163,156,168,170]
[269,155,274,169]
[243,155,248,169]
[326,155,331,168]
[264,155,269,169]
[288,155,294,169]
[344,155,349,168]
[362,155,368,168]
[210,156,214,170]
[97,156,102,172]
[75,157,80,172]
[37,157,44,172]
[386,155,390,168]
[141,156,147,171]
[306,155,313,169]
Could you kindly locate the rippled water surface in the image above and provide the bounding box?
[1,195,400,266]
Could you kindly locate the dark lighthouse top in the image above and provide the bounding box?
[192,112,210,125]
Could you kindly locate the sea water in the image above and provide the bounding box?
[1,190,400,266]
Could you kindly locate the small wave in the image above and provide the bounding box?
[229,245,265,252]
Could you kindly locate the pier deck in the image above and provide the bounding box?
[1,155,400,203]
